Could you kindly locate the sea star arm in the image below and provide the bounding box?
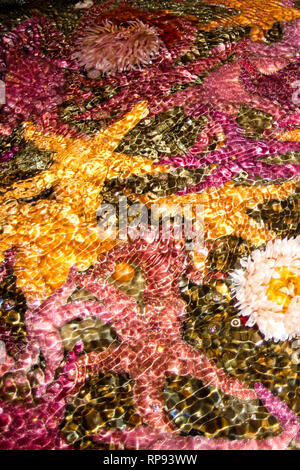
[202,13,254,30]
[74,346,127,384]
[35,271,77,310]
[108,152,169,179]
[75,88,134,121]
[278,112,300,129]
[200,0,300,42]
[1,270,121,387]
[127,179,297,245]
[176,181,297,244]
[225,213,275,244]
[158,120,226,168]
[244,161,300,180]
[51,301,113,329]
[95,101,149,149]
[73,271,145,342]
[0,275,77,378]
[75,62,206,122]
[132,376,177,433]
[169,342,256,400]
[0,236,17,264]
[275,129,300,141]
[1,341,41,378]
[23,122,72,153]
[0,170,56,204]
[90,384,299,449]
[25,101,150,160]
[0,248,16,283]
[26,300,114,389]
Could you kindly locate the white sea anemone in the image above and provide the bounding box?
[230,236,300,342]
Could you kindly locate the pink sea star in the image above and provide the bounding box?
[89,383,300,450]
[0,233,299,449]
[0,233,255,405]
[240,58,300,116]
[60,234,257,434]
[77,15,300,127]
[0,343,298,449]
[0,345,82,450]
[151,15,300,122]
[74,43,241,123]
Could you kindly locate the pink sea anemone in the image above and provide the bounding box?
[73,19,165,77]
[71,5,198,78]
[230,237,300,342]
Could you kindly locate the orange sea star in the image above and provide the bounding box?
[0,102,168,302]
[127,179,298,264]
[276,129,300,141]
[200,0,300,42]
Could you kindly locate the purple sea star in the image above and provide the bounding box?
[158,107,300,193]
[0,15,84,137]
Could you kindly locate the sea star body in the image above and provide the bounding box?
[0,102,168,303]
[200,0,300,42]
[241,58,300,116]
[127,179,298,245]
[158,108,300,191]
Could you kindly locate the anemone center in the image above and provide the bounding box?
[266,266,300,312]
